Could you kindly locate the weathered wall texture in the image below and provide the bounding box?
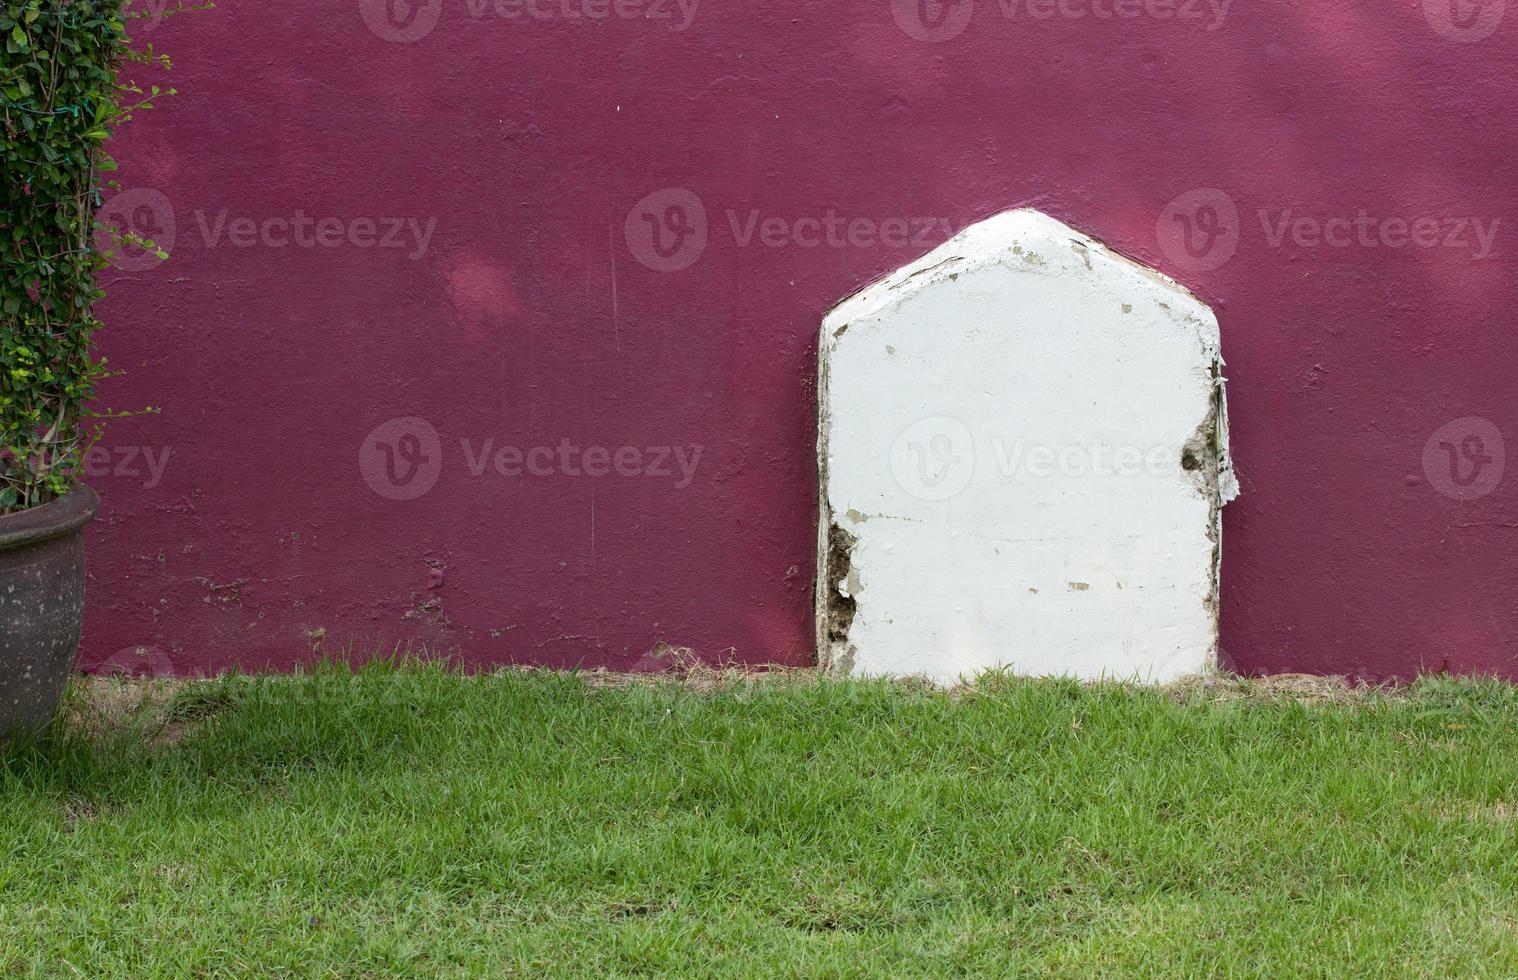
[87,1,1517,680]
[818,210,1234,684]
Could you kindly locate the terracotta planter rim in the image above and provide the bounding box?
[0,484,100,553]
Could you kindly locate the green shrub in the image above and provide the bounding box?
[0,1,164,514]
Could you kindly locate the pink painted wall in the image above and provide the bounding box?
[86,0,1518,680]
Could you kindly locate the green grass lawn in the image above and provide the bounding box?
[3,664,1518,976]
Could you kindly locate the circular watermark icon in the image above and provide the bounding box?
[1156,188,1240,274]
[359,0,444,42]
[624,188,708,272]
[1422,416,1504,501]
[360,417,443,500]
[891,416,975,501]
[125,0,169,34]
[891,0,976,42]
[95,188,175,272]
[1423,0,1504,41]
[79,645,179,678]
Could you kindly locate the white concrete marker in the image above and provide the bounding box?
[816,209,1237,685]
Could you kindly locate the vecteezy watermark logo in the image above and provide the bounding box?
[1258,210,1500,259]
[361,420,704,498]
[727,210,956,249]
[891,0,1230,40]
[360,417,444,501]
[79,645,179,678]
[1001,0,1229,28]
[361,0,699,42]
[891,417,977,501]
[460,438,703,487]
[360,0,445,42]
[1158,188,1502,274]
[96,188,175,272]
[124,0,213,33]
[81,445,173,490]
[99,195,438,263]
[625,191,959,272]
[1423,417,1504,501]
[892,0,977,41]
[889,419,1202,501]
[196,210,438,259]
[625,188,708,272]
[1423,0,1505,41]
[124,0,169,33]
[1156,188,1240,273]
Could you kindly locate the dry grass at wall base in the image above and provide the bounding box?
[4,660,1518,975]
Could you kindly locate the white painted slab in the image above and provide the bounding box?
[817,209,1236,685]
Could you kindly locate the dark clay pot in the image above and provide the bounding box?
[0,485,99,738]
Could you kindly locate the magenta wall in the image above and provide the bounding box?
[87,0,1518,680]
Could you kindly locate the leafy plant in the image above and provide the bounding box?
[0,0,173,515]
